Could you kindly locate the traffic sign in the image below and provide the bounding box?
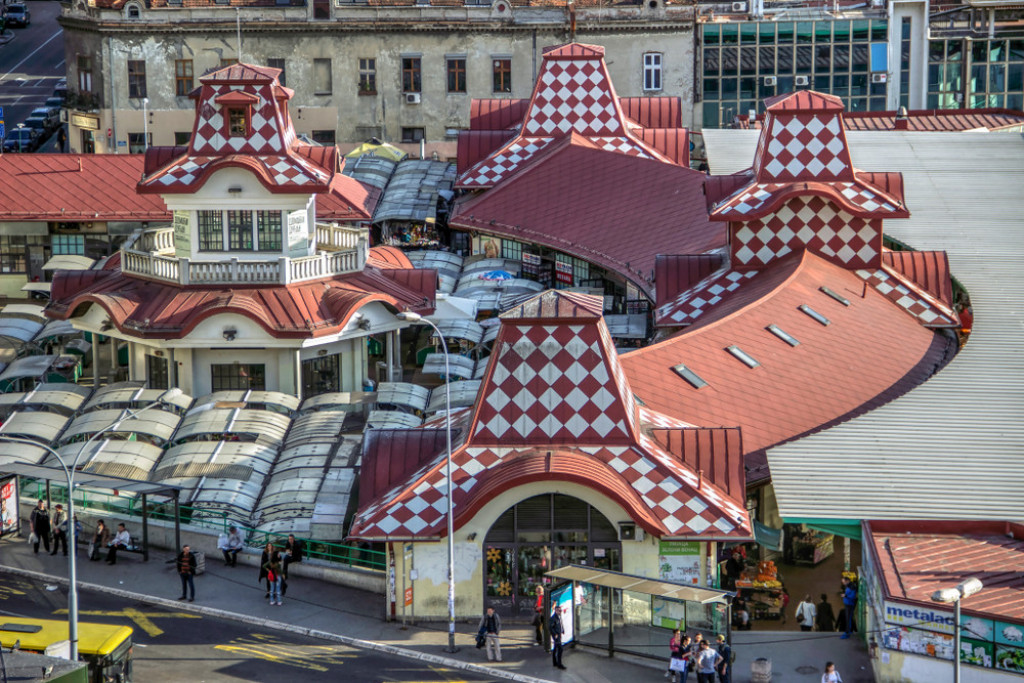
[0,123,5,140]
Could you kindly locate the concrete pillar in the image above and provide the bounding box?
[91,337,100,388]
[293,350,302,401]
[386,330,397,382]
[109,338,118,384]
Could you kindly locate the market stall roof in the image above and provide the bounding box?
[171,408,291,447]
[190,390,299,416]
[0,355,57,382]
[0,440,49,464]
[0,383,91,417]
[366,410,423,429]
[1,303,47,322]
[341,153,398,190]
[286,411,347,444]
[0,410,69,443]
[298,391,376,415]
[0,460,181,495]
[431,319,485,345]
[425,381,483,416]
[57,408,181,447]
[373,160,456,224]
[83,385,193,414]
[421,353,479,381]
[33,319,78,341]
[428,294,478,321]
[0,319,45,347]
[406,250,464,279]
[375,382,430,414]
[43,255,96,271]
[20,282,51,295]
[49,439,165,482]
[460,258,519,277]
[545,565,732,605]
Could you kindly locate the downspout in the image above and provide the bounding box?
[107,36,118,154]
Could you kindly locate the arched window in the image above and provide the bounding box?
[127,4,140,18]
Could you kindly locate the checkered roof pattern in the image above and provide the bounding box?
[713,180,901,220]
[856,267,959,327]
[150,154,330,189]
[656,266,758,326]
[756,112,854,182]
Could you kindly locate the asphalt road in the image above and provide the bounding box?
[0,1,65,144]
[0,574,496,682]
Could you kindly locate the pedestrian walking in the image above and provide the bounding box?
[779,586,790,626]
[533,585,545,646]
[816,593,836,632]
[176,545,197,602]
[796,594,816,632]
[477,606,502,662]
[281,534,303,579]
[50,504,68,556]
[695,639,723,683]
[89,520,110,561]
[666,629,691,682]
[264,554,283,605]
[821,661,843,683]
[56,127,67,153]
[840,577,857,639]
[666,628,682,679]
[550,607,566,670]
[715,634,732,683]
[258,542,278,598]
[29,500,51,555]
[105,523,130,564]
[220,526,244,566]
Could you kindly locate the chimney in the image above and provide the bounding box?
[894,106,909,131]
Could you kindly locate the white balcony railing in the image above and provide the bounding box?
[121,225,369,286]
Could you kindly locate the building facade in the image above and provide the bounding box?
[59,0,697,157]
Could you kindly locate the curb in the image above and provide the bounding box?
[0,564,555,683]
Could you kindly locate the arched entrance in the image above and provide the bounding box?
[483,493,622,618]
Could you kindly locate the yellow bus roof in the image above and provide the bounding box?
[0,617,132,656]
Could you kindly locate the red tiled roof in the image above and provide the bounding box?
[46,263,434,340]
[499,289,604,320]
[649,427,745,500]
[0,155,170,221]
[456,130,517,173]
[469,99,529,131]
[451,135,723,297]
[866,520,1024,624]
[619,97,683,129]
[882,250,954,308]
[843,107,1024,132]
[544,42,605,58]
[316,172,380,222]
[764,90,844,112]
[366,246,414,270]
[654,254,725,309]
[622,250,955,478]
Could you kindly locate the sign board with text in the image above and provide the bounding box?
[287,209,308,258]
[173,210,191,257]
[71,113,100,130]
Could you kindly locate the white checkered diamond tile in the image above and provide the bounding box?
[686,516,712,534]
[590,413,617,437]
[685,497,708,514]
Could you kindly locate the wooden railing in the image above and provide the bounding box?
[121,226,368,286]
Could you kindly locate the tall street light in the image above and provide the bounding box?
[0,388,182,660]
[396,311,456,653]
[931,576,984,683]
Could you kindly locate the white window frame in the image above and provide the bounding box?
[643,52,663,91]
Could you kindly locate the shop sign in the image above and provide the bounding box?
[287,209,308,257]
[172,210,190,256]
[550,582,575,647]
[883,600,955,634]
[0,478,17,534]
[70,113,100,130]
[658,540,701,584]
[404,586,413,606]
[521,252,540,277]
[554,261,573,285]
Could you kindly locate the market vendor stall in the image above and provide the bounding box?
[791,529,835,566]
[734,560,784,621]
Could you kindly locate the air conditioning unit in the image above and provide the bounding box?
[871,72,888,84]
[763,76,777,86]
[795,75,809,87]
[405,92,421,105]
[731,1,747,11]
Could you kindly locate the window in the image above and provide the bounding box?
[266,58,286,87]
[492,58,511,93]
[313,58,332,95]
[359,58,376,93]
[312,0,329,19]
[198,210,223,251]
[127,60,147,98]
[174,131,191,145]
[227,210,254,251]
[401,127,425,143]
[146,355,169,390]
[77,55,93,94]
[402,57,421,93]
[175,59,193,96]
[500,239,524,261]
[447,57,467,93]
[643,52,663,91]
[127,132,151,154]
[0,235,44,273]
[220,58,238,68]
[127,4,140,18]
[211,363,266,391]
[52,234,85,255]
[672,363,708,389]
[257,211,282,251]
[227,108,247,136]
[311,129,336,144]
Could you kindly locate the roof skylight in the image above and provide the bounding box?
[799,304,831,326]
[820,286,851,306]
[726,345,761,368]
[672,364,708,389]
[766,324,800,346]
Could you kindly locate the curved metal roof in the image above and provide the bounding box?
[460,258,519,276]
[406,250,464,272]
[421,353,478,381]
[0,303,47,322]
[0,410,69,443]
[425,380,482,415]
[43,255,95,271]
[431,319,485,345]
[0,440,49,465]
[49,439,165,482]
[0,383,92,418]
[366,410,423,429]
[172,408,290,447]
[33,319,78,342]
[0,320,46,347]
[285,412,346,446]
[193,390,299,416]
[57,408,181,447]
[83,386,193,415]
[375,382,430,413]
[298,391,376,415]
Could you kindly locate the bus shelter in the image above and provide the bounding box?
[544,565,733,661]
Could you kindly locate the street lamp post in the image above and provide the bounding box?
[0,388,182,661]
[931,576,984,683]
[396,311,456,653]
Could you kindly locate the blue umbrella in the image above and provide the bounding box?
[477,270,514,281]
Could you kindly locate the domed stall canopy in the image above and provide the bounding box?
[0,383,92,420]
[297,391,377,417]
[56,408,181,449]
[424,380,482,417]
[82,383,193,416]
[365,410,423,429]
[0,410,71,445]
[374,382,430,415]
[421,353,481,382]
[406,250,464,283]
[170,408,291,448]
[191,391,299,417]
[44,439,165,483]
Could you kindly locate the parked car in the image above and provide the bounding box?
[3,128,39,153]
[22,115,51,140]
[44,97,65,115]
[52,79,68,100]
[5,3,30,28]
[27,107,59,133]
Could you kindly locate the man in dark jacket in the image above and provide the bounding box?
[551,608,566,670]
[50,504,68,556]
[176,545,197,602]
[840,578,857,639]
[816,593,836,632]
[282,534,303,579]
[29,500,51,554]
[477,607,502,662]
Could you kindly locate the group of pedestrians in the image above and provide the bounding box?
[257,535,304,606]
[665,632,731,683]
[28,500,76,557]
[793,585,856,637]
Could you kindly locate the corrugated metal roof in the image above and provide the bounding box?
[373,160,456,224]
[704,129,1024,521]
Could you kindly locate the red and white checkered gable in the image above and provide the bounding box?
[753,91,853,183]
[191,64,291,156]
[470,291,639,446]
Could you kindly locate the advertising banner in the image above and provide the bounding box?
[658,541,701,584]
[173,210,191,257]
[1,478,18,535]
[550,583,575,647]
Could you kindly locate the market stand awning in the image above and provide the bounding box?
[545,564,732,604]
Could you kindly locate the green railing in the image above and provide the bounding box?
[18,478,386,572]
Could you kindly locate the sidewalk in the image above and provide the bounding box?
[0,537,874,682]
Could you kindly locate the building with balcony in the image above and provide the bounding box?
[45,63,436,397]
[58,0,699,158]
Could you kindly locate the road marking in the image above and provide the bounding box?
[54,608,200,637]
[215,633,357,673]
[0,29,64,83]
